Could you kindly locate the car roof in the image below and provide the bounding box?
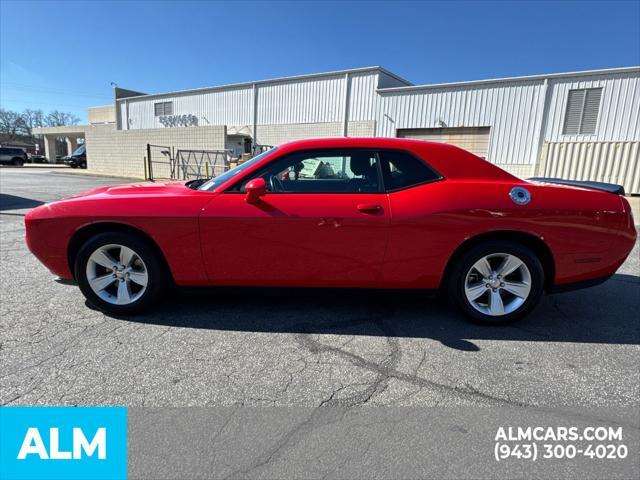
[277,137,442,150]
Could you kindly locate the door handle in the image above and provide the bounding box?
[357,204,383,214]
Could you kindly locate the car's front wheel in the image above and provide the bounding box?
[448,241,544,324]
[75,232,167,314]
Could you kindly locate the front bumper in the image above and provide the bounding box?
[24,209,74,280]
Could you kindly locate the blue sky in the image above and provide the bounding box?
[1,0,639,123]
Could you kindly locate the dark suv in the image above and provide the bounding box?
[64,144,87,169]
[0,147,28,166]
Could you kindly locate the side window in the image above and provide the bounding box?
[379,150,441,191]
[238,150,382,193]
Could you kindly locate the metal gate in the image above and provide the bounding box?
[145,144,173,180]
[174,149,229,180]
[145,144,232,181]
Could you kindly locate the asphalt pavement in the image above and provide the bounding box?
[1,166,639,408]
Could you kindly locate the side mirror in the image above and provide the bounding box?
[245,177,267,203]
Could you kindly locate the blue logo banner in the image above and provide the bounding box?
[0,406,127,480]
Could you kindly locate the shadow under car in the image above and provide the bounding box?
[84,273,640,351]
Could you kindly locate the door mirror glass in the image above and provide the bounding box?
[245,177,267,203]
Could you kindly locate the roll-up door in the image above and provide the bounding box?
[397,127,491,159]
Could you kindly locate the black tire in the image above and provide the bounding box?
[447,241,544,325]
[75,232,167,314]
[80,161,87,169]
[13,157,24,166]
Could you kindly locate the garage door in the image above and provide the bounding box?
[397,127,491,159]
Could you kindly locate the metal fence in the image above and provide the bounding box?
[145,144,232,181]
[175,149,229,180]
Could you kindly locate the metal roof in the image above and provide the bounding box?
[377,66,640,93]
[116,67,412,102]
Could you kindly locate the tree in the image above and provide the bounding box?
[45,110,80,127]
[21,109,45,136]
[0,109,27,140]
[0,108,79,149]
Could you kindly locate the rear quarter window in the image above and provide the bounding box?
[379,150,442,191]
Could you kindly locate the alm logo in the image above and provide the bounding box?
[0,407,126,480]
[18,427,106,460]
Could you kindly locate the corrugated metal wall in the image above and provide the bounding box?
[540,141,640,194]
[256,75,345,124]
[118,70,393,133]
[376,70,639,168]
[349,72,380,121]
[117,70,386,131]
[349,71,408,122]
[377,81,547,165]
[122,86,254,130]
[544,72,640,142]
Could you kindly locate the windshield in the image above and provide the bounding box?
[72,144,86,156]
[198,147,278,191]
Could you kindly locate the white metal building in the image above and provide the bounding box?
[35,65,640,192]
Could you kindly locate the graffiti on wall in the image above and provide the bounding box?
[159,114,199,127]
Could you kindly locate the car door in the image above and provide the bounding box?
[199,149,390,287]
[376,149,448,289]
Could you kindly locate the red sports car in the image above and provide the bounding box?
[25,138,636,324]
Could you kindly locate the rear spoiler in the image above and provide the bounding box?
[528,177,625,196]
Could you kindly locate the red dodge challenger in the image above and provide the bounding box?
[25,138,636,324]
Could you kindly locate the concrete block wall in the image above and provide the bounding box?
[85,125,226,178]
[88,105,116,124]
[255,120,375,146]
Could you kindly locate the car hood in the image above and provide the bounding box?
[63,180,191,200]
[26,180,210,222]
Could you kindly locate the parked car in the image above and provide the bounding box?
[29,154,47,164]
[25,138,636,323]
[0,147,28,166]
[63,144,87,169]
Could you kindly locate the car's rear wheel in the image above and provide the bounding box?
[13,157,24,166]
[448,241,544,324]
[75,232,166,314]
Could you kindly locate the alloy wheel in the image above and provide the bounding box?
[86,244,148,305]
[464,253,531,316]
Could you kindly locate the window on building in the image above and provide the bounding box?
[378,150,441,191]
[154,101,173,116]
[562,88,602,135]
